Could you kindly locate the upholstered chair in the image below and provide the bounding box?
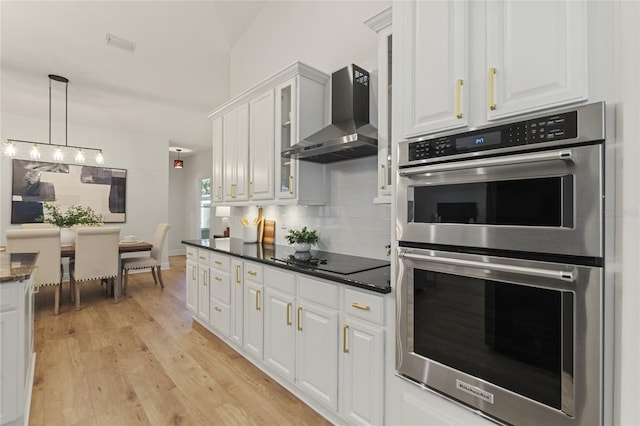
[70,226,120,310]
[6,228,63,314]
[121,223,171,294]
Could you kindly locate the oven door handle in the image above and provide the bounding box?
[398,149,573,176]
[400,251,576,282]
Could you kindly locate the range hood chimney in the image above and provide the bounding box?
[282,64,378,163]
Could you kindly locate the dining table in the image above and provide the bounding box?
[60,240,153,302]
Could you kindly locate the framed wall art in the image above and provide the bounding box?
[11,159,127,224]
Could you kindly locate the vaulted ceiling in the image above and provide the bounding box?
[1,1,266,152]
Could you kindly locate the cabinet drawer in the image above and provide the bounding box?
[210,253,230,271]
[244,262,264,283]
[210,271,231,304]
[197,249,210,264]
[265,267,295,295]
[343,288,384,326]
[210,299,230,337]
[185,247,197,261]
[298,276,338,309]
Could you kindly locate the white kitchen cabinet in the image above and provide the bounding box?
[197,250,210,323]
[1,272,35,426]
[398,0,468,138]
[264,267,297,381]
[209,253,230,335]
[296,275,339,411]
[243,262,264,360]
[212,116,223,202]
[486,0,587,120]
[230,259,244,346]
[185,248,198,314]
[249,89,275,201]
[275,73,327,205]
[341,288,385,426]
[366,7,393,203]
[223,103,249,202]
[395,0,588,140]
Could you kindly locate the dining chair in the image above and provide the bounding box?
[20,223,55,229]
[70,226,120,310]
[121,223,171,294]
[6,228,63,314]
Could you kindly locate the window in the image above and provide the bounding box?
[200,178,211,239]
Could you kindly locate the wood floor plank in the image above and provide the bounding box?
[29,255,329,426]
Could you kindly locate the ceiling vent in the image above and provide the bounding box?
[105,33,137,53]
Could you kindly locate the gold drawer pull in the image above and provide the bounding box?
[214,276,222,282]
[199,256,206,260]
[187,251,193,256]
[352,302,370,311]
[236,265,241,283]
[248,270,257,276]
[297,307,303,331]
[214,307,222,313]
[343,324,349,353]
[256,290,261,311]
[286,302,292,326]
[214,260,222,265]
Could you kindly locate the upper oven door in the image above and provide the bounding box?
[397,143,603,258]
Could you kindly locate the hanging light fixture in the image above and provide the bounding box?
[3,74,105,164]
[174,149,184,168]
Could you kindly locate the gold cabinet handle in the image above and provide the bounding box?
[192,266,196,280]
[288,175,293,194]
[215,260,222,265]
[231,183,236,199]
[203,271,208,286]
[286,302,292,326]
[249,181,253,198]
[248,270,257,276]
[488,67,497,111]
[256,290,261,311]
[352,302,370,311]
[379,164,385,190]
[236,265,241,284]
[455,79,464,119]
[214,307,222,312]
[343,324,349,353]
[297,307,303,331]
[214,276,222,282]
[187,251,193,256]
[199,255,206,260]
[217,185,222,200]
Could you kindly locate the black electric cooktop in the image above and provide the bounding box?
[272,250,389,275]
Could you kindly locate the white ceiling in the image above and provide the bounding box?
[0,1,266,153]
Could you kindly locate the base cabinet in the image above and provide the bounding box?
[264,286,296,381]
[0,275,35,426]
[230,260,244,346]
[243,262,264,360]
[185,249,198,314]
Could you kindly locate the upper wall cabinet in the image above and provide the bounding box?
[395,0,588,140]
[209,62,329,206]
[486,1,588,120]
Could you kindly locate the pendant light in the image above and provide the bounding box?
[4,74,105,164]
[174,149,184,168]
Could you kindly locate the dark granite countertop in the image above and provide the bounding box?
[0,252,39,283]
[182,238,391,294]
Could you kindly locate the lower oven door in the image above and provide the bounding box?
[396,143,603,258]
[396,247,603,426]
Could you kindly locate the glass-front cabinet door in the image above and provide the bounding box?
[275,78,297,200]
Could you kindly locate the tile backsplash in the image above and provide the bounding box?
[230,156,391,260]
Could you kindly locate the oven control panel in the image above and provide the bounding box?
[408,110,579,162]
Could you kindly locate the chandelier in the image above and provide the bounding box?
[4,74,104,164]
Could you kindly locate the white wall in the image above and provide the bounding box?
[230,0,390,95]
[0,112,170,265]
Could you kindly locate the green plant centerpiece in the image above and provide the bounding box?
[284,226,318,252]
[36,202,104,246]
[37,202,104,227]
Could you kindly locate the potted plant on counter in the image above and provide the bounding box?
[36,202,104,246]
[284,226,319,252]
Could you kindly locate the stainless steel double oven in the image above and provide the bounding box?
[396,102,609,426]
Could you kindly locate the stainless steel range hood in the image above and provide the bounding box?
[282,64,378,163]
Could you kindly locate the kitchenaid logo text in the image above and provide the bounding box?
[456,380,494,404]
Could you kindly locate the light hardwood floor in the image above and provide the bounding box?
[29,255,330,426]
